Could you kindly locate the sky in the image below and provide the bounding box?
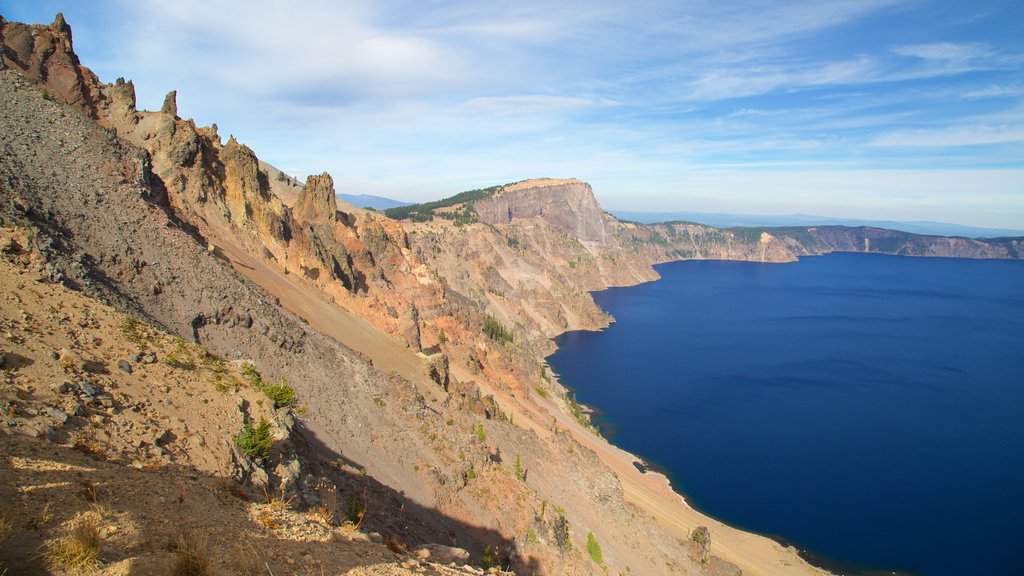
[2,0,1023,229]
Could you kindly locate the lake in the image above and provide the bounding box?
[547,252,1024,576]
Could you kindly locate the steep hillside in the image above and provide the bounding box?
[0,225,513,576]
[1,14,771,576]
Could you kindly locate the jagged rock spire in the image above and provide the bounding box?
[161,90,177,116]
[294,172,338,224]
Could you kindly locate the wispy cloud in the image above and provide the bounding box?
[871,124,1024,147]
[6,0,1023,228]
[962,84,1024,99]
[890,42,992,62]
[457,95,600,116]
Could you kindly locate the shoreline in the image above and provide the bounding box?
[540,365,830,576]
[543,258,836,576]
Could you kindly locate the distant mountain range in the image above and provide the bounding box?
[336,193,411,210]
[611,211,1024,239]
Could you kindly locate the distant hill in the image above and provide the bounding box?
[337,193,411,210]
[611,211,1024,239]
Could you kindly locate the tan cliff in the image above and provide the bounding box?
[474,178,612,245]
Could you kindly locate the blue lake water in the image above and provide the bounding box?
[547,253,1024,576]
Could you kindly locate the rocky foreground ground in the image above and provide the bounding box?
[0,225,514,575]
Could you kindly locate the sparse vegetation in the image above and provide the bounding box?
[438,327,447,344]
[568,392,585,422]
[554,513,571,551]
[81,482,112,518]
[261,381,296,408]
[44,515,101,571]
[481,545,499,569]
[465,466,476,481]
[163,339,195,369]
[526,527,538,544]
[474,421,487,442]
[170,531,210,576]
[587,531,605,565]
[347,494,366,526]
[383,184,502,221]
[240,363,296,408]
[534,384,550,398]
[240,361,265,388]
[235,418,274,461]
[228,542,262,576]
[483,316,513,344]
[121,315,147,345]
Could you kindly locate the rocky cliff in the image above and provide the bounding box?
[1,15,740,576]
[474,179,612,244]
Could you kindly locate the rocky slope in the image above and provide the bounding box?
[1,14,744,576]
[0,225,512,576]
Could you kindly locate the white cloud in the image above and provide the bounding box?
[962,85,1024,99]
[890,42,992,62]
[457,95,599,116]
[871,124,1024,147]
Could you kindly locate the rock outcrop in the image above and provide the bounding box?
[293,172,338,224]
[0,13,102,117]
[474,178,611,244]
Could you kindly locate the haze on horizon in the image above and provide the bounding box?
[2,0,1022,230]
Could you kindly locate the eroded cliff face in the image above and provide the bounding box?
[474,178,611,244]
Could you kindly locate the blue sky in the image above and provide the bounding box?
[2,0,1023,228]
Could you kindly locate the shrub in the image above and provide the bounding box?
[474,422,486,442]
[514,454,524,481]
[483,316,513,344]
[587,531,604,565]
[347,494,366,526]
[481,545,499,569]
[235,418,273,460]
[261,383,296,408]
[45,516,101,571]
[171,531,210,576]
[438,328,447,344]
[241,364,296,408]
[240,362,265,388]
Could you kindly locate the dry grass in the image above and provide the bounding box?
[170,531,210,576]
[0,513,11,544]
[44,515,102,571]
[306,505,334,526]
[228,542,263,576]
[80,482,113,519]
